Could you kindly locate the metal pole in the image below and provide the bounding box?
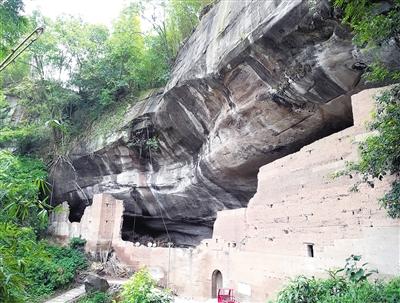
[0,27,44,72]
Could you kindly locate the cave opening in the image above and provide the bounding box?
[121,215,166,242]
[121,214,170,245]
[120,213,213,247]
[68,200,90,223]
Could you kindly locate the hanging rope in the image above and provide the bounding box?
[159,203,171,244]
[132,212,136,241]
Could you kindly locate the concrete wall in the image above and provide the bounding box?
[50,87,400,302]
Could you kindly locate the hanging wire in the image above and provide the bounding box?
[0,27,44,72]
[146,123,171,244]
[132,212,136,241]
[159,203,171,244]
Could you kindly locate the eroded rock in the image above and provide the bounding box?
[84,274,110,293]
[52,0,365,246]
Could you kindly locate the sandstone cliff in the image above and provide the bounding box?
[52,0,364,246]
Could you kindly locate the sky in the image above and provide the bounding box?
[24,0,131,27]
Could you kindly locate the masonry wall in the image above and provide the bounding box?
[49,194,123,252]
[50,87,400,303]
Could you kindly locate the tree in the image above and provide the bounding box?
[0,0,27,60]
[334,0,400,81]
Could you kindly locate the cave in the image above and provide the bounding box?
[68,200,90,223]
[121,214,213,247]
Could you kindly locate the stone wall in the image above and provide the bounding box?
[49,194,123,252]
[50,87,400,302]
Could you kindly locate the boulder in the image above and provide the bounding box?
[84,274,110,293]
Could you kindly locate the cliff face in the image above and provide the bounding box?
[52,0,363,246]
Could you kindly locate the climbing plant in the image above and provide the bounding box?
[333,1,400,217]
[349,85,400,218]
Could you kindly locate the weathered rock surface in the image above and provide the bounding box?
[52,0,364,246]
[84,274,110,293]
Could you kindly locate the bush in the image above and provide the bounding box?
[77,291,112,303]
[0,222,89,302]
[121,268,173,303]
[0,150,49,231]
[274,276,400,303]
[0,223,43,303]
[26,244,88,300]
[70,237,87,250]
[273,255,400,303]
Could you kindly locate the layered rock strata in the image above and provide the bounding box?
[52,0,364,245]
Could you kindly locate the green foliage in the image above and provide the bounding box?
[0,150,49,230]
[26,244,88,299]
[0,0,27,59]
[333,0,400,81]
[164,0,213,56]
[121,268,173,303]
[340,255,378,283]
[0,223,88,302]
[77,291,112,303]
[0,223,44,302]
[146,137,160,151]
[380,181,400,218]
[1,1,212,155]
[351,86,400,218]
[273,256,400,303]
[274,277,400,303]
[69,237,87,250]
[0,125,37,147]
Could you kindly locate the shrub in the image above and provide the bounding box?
[0,150,49,231]
[0,223,44,303]
[70,237,87,250]
[341,255,377,283]
[274,276,400,303]
[273,255,399,303]
[0,223,88,302]
[26,244,88,299]
[77,291,112,303]
[121,268,173,303]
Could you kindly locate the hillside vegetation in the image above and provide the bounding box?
[0,0,399,302]
[0,0,211,301]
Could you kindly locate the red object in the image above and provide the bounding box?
[218,288,239,303]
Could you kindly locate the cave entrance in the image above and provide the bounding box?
[121,214,170,246]
[68,200,90,223]
[211,270,223,298]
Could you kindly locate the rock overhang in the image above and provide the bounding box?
[52,0,365,246]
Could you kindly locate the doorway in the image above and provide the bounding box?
[211,270,223,298]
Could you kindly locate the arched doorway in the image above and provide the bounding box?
[211,270,223,298]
